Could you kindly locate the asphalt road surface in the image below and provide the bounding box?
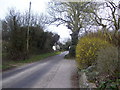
[2,51,77,88]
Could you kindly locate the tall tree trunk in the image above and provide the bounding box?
[69,29,79,57]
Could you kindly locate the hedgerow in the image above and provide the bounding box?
[76,36,112,69]
[96,46,119,77]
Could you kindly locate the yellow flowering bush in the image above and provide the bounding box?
[76,36,111,69]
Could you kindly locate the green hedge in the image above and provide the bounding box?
[96,46,119,77]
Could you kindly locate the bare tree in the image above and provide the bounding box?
[48,1,96,56]
[91,1,120,32]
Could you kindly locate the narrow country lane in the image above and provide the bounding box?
[2,51,77,88]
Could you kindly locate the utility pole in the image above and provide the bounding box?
[27,2,31,54]
[118,1,120,29]
[118,1,120,73]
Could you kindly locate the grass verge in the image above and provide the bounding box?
[1,51,61,71]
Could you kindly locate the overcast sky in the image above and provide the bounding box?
[0,0,71,43]
[0,0,119,42]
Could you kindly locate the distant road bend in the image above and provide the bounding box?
[2,51,77,88]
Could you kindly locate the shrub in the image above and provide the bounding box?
[96,46,119,77]
[86,30,120,47]
[76,36,111,69]
[98,79,120,89]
